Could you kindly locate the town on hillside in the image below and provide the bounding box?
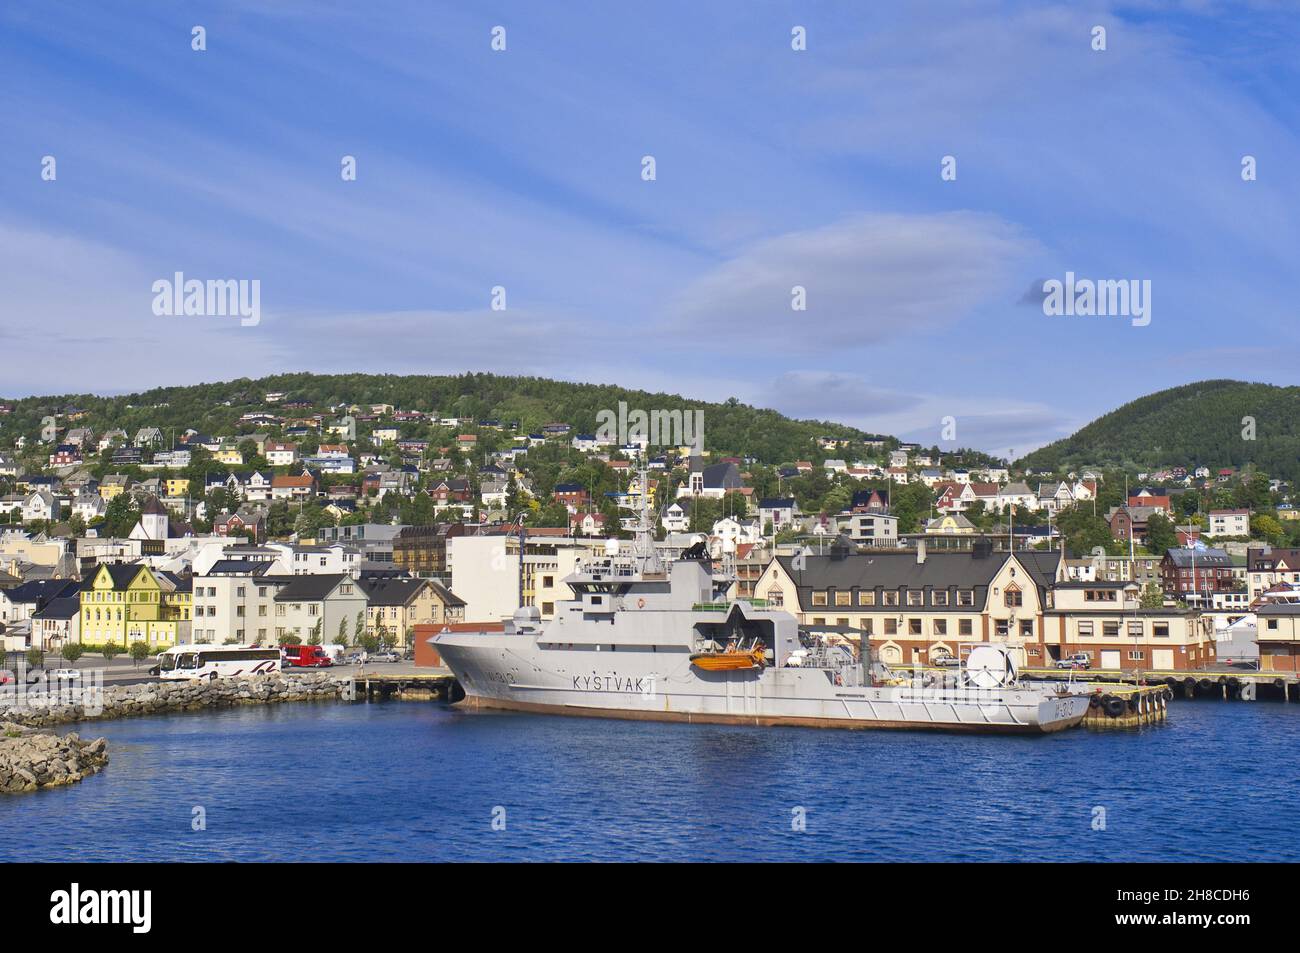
[1,391,1298,675]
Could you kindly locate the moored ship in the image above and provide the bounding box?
[433,487,1092,734]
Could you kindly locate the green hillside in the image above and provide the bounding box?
[1019,380,1300,481]
[0,372,891,465]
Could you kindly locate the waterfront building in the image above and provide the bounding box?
[753,539,1216,671]
[78,563,192,649]
[1256,603,1300,672]
[357,576,465,647]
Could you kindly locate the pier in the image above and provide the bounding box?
[1018,667,1300,702]
[1079,683,1170,729]
[352,668,461,703]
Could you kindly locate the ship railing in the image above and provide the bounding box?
[691,598,771,611]
[574,558,640,578]
[791,644,864,686]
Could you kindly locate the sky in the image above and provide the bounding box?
[1,1,1297,458]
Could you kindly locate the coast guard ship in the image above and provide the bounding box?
[433,489,1091,734]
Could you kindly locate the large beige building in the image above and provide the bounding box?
[753,540,1215,671]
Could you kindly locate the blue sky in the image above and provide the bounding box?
[1,1,1297,457]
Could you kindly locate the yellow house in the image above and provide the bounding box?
[215,447,244,465]
[79,564,192,649]
[165,477,190,498]
[924,514,977,535]
[99,477,129,500]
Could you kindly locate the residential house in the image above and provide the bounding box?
[758,498,800,532]
[1246,548,1300,602]
[1207,509,1250,538]
[271,473,317,500]
[22,490,58,524]
[678,458,743,500]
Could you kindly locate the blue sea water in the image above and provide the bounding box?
[3,699,1297,862]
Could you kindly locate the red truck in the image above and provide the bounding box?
[282,645,333,668]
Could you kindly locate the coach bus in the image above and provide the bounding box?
[157,644,281,681]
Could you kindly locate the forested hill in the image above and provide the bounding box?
[1019,380,1300,481]
[0,372,892,465]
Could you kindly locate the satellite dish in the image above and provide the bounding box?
[965,645,1017,689]
[604,538,621,557]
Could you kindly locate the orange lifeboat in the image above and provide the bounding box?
[690,649,765,672]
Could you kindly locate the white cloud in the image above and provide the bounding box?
[667,212,1035,348]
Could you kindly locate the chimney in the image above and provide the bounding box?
[916,540,926,565]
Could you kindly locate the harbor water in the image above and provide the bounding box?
[3,700,1297,862]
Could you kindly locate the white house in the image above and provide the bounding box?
[22,490,58,524]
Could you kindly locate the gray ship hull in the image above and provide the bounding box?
[435,635,1091,734]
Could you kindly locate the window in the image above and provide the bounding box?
[1128,650,1144,661]
[1078,621,1094,638]
[884,618,898,635]
[909,619,922,636]
[1020,620,1033,637]
[860,619,873,635]
[835,591,851,607]
[933,619,947,635]
[958,590,973,607]
[812,591,828,607]
[883,591,899,607]
[933,591,949,606]
[995,620,1009,637]
[1153,622,1169,637]
[1004,588,1022,607]
[907,591,923,607]
[1128,621,1143,637]
[959,619,972,636]
[857,591,875,606]
[1103,621,1119,637]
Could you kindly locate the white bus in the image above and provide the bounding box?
[157,644,281,681]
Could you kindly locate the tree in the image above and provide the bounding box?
[101,642,122,662]
[1055,505,1117,558]
[278,633,302,646]
[60,643,85,664]
[25,647,43,671]
[1139,582,1165,609]
[1144,512,1177,554]
[129,641,150,666]
[1252,514,1285,547]
[102,494,140,537]
[334,617,349,647]
[308,619,323,645]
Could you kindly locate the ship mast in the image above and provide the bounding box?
[633,462,663,574]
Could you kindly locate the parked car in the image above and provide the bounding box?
[932,652,961,668]
[1055,653,1091,670]
[50,669,81,681]
[343,653,366,666]
[370,650,402,663]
